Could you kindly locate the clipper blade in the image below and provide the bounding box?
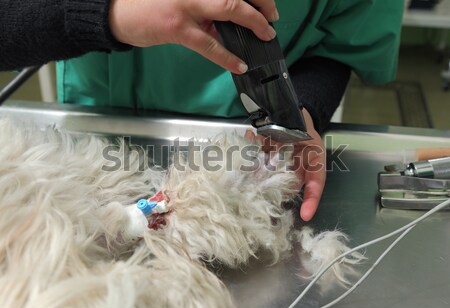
[256,125,311,143]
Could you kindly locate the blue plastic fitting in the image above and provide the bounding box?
[136,199,158,215]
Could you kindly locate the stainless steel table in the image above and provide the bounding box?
[1,100,450,308]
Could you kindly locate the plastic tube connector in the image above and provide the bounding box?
[136,199,158,215]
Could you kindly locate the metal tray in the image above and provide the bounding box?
[1,100,450,308]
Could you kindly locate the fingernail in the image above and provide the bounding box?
[238,62,248,74]
[267,26,276,40]
[272,9,279,21]
[245,128,255,136]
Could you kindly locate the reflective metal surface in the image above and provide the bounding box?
[2,100,450,308]
[257,124,312,143]
[379,173,450,210]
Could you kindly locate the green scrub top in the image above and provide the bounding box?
[57,0,404,117]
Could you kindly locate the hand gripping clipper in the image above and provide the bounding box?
[214,16,311,143]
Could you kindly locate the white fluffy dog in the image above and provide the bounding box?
[0,118,361,308]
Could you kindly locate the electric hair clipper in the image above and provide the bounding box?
[214,18,311,143]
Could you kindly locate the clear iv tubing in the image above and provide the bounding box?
[288,197,450,308]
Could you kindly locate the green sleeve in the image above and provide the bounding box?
[307,0,404,84]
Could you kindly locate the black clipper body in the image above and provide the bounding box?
[214,21,311,143]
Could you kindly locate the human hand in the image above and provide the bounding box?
[109,0,278,74]
[245,109,326,221]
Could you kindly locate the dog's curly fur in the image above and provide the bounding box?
[0,118,362,308]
